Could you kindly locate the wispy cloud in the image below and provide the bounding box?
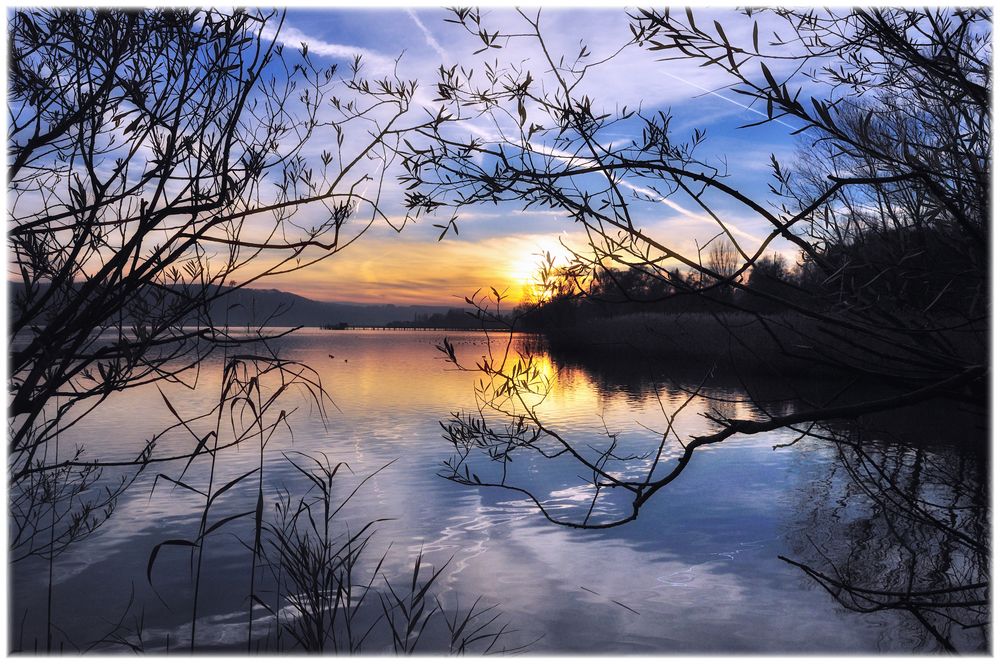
[522,140,762,246]
[260,230,580,304]
[660,70,796,130]
[261,22,399,75]
[250,8,801,303]
[407,9,450,62]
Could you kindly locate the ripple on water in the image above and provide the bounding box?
[11,330,980,654]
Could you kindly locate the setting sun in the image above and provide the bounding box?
[10,5,987,656]
[505,234,578,303]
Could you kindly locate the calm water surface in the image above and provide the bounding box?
[10,330,987,653]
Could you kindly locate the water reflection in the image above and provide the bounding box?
[9,330,988,653]
[781,429,988,652]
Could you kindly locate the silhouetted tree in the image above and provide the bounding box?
[406,4,987,515]
[8,6,425,596]
[404,7,988,650]
[744,253,799,311]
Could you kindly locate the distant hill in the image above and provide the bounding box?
[204,288,460,327]
[9,282,460,328]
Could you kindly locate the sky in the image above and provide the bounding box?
[241,7,808,305]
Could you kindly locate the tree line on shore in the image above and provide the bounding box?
[8,6,989,654]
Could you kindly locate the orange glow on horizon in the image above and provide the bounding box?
[252,232,581,307]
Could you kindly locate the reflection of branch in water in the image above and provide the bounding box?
[438,298,985,531]
[781,428,988,653]
[439,293,988,651]
[779,554,986,654]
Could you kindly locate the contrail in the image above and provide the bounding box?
[407,9,450,62]
[619,181,761,245]
[259,22,397,75]
[661,69,797,129]
[526,141,762,245]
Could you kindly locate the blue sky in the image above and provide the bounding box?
[246,8,809,303]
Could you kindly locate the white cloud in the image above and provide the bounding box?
[406,9,450,62]
[260,21,399,76]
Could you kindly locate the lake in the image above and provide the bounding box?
[9,329,988,654]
